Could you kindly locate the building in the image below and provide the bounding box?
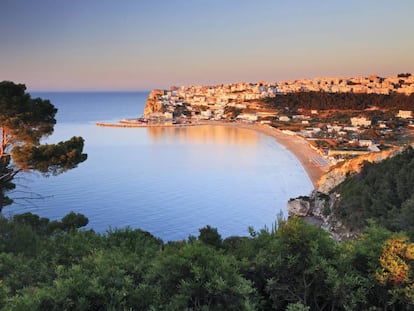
[237,113,258,122]
[351,117,371,127]
[200,110,212,119]
[397,110,413,119]
[279,116,291,122]
[359,140,373,147]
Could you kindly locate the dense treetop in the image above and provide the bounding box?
[263,92,414,111]
[1,212,414,310]
[334,147,414,236]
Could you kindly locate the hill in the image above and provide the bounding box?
[333,146,414,236]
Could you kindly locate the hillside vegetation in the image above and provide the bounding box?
[1,211,414,310]
[333,147,414,237]
[263,92,414,111]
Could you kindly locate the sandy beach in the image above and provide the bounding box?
[250,125,329,188]
[209,122,330,188]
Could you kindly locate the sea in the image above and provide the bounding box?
[5,91,313,241]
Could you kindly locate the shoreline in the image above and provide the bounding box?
[204,121,330,188]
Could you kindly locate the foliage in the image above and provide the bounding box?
[198,225,222,249]
[1,212,414,310]
[147,241,257,310]
[263,91,414,111]
[333,147,414,234]
[12,137,87,175]
[0,81,87,209]
[249,217,367,310]
[286,302,310,311]
[224,106,242,119]
[375,236,414,306]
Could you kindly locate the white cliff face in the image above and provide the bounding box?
[143,90,166,118]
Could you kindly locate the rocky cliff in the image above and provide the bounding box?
[288,147,403,240]
[287,191,358,240]
[317,147,399,193]
[143,89,165,118]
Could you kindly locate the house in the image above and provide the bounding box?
[397,110,413,119]
[163,112,173,120]
[237,113,258,122]
[351,116,371,127]
[359,140,373,147]
[343,126,360,132]
[200,110,212,119]
[279,116,291,122]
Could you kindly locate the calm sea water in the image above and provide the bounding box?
[6,92,313,241]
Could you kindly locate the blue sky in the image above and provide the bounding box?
[1,0,413,91]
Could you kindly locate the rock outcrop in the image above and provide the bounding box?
[287,197,311,217]
[289,147,404,240]
[143,89,166,118]
[317,147,399,193]
[287,191,358,240]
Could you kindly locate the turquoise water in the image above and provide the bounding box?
[6,92,313,241]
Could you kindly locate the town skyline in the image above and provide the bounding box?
[1,0,414,91]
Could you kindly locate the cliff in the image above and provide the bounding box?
[287,191,358,240]
[288,147,403,240]
[317,147,399,193]
[143,89,165,118]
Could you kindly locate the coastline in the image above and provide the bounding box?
[209,122,329,188]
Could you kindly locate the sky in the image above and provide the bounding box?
[1,0,414,91]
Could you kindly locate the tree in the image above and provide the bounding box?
[0,81,87,210]
[252,217,367,310]
[146,241,258,310]
[198,225,222,249]
[376,236,414,307]
[264,218,331,308]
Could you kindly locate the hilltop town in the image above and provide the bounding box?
[144,73,413,122]
[144,73,414,116]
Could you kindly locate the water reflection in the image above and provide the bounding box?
[147,125,259,146]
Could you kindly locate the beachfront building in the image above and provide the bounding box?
[200,110,212,120]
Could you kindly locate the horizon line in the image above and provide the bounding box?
[20,71,413,93]
[28,89,152,93]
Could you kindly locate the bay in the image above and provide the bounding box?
[5,92,313,241]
